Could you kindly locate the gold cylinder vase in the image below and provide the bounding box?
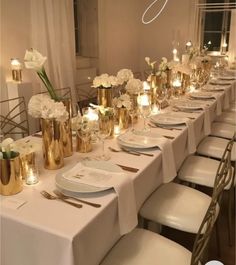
[41,118,64,170]
[117,107,129,129]
[97,87,113,107]
[20,152,36,179]
[61,98,73,157]
[76,130,92,153]
[128,93,139,124]
[0,153,23,196]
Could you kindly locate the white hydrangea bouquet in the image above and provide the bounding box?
[28,94,68,122]
[125,78,143,94]
[112,94,132,110]
[156,57,175,79]
[116,69,134,85]
[92,73,119,88]
[24,48,59,101]
[0,138,18,159]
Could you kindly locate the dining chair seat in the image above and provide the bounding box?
[216,111,236,125]
[210,122,236,140]
[139,182,217,234]
[100,228,194,265]
[178,155,234,190]
[197,136,236,161]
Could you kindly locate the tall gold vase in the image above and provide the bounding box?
[61,98,73,157]
[97,87,113,107]
[0,153,23,195]
[41,118,64,170]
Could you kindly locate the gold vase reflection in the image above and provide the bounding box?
[76,129,92,153]
[41,118,64,170]
[0,153,23,195]
[117,107,129,129]
[20,152,36,179]
[61,98,73,157]
[97,87,113,107]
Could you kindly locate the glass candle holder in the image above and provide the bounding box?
[25,165,39,185]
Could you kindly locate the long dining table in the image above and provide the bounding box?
[1,79,235,265]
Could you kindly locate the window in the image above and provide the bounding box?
[198,0,236,52]
[73,0,99,57]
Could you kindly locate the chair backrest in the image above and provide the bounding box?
[191,134,235,265]
[0,96,30,139]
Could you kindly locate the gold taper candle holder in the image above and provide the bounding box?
[41,118,64,170]
[0,153,23,196]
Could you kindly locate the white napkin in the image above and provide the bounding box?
[185,120,196,154]
[62,162,138,235]
[223,89,230,109]
[118,131,176,183]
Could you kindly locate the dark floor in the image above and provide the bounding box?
[162,187,235,265]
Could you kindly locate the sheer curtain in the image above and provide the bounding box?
[229,9,236,65]
[30,0,77,110]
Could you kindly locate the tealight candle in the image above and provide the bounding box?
[143,81,150,91]
[114,125,121,136]
[25,167,39,185]
[138,94,150,106]
[172,79,181,88]
[83,107,98,121]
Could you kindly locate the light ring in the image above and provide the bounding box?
[142,0,169,25]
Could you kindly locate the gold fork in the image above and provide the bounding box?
[40,190,82,208]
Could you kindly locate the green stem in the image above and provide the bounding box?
[37,68,59,101]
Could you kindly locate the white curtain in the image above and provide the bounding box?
[30,0,77,109]
[229,9,236,64]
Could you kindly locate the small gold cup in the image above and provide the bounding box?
[20,152,36,179]
[0,153,23,196]
[76,130,92,153]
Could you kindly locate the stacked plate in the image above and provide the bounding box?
[172,100,203,111]
[202,84,224,92]
[150,113,188,127]
[209,79,231,85]
[117,131,160,149]
[189,92,215,100]
[55,161,121,193]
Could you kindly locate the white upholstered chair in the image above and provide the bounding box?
[100,143,232,265]
[210,122,236,140]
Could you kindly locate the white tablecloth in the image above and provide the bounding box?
[1,81,235,265]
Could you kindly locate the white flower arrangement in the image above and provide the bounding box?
[113,94,131,110]
[116,69,134,85]
[0,138,17,159]
[125,78,143,94]
[28,94,69,122]
[24,49,59,101]
[12,139,41,156]
[188,46,199,61]
[92,73,119,88]
[71,115,94,132]
[156,57,175,78]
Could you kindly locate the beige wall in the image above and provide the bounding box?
[0,0,196,99]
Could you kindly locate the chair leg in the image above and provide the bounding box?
[215,219,221,257]
[227,189,233,246]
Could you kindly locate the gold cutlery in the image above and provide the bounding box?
[109,147,140,156]
[53,190,101,208]
[124,149,154,157]
[162,135,174,140]
[40,190,82,208]
[116,164,139,173]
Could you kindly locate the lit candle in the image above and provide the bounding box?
[138,94,150,106]
[172,49,178,62]
[151,104,159,114]
[143,81,150,91]
[114,125,121,136]
[83,107,98,121]
[172,79,181,88]
[185,41,192,52]
[26,168,39,185]
[11,58,22,82]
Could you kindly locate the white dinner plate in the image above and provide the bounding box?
[172,101,203,110]
[189,92,215,99]
[55,161,122,193]
[209,79,231,85]
[150,113,188,126]
[117,131,160,149]
[219,76,236,81]
[202,85,224,92]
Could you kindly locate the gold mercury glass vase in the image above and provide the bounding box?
[127,93,139,124]
[41,118,64,170]
[117,107,129,129]
[97,87,113,107]
[76,130,92,153]
[20,152,36,179]
[60,98,73,157]
[0,152,23,195]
